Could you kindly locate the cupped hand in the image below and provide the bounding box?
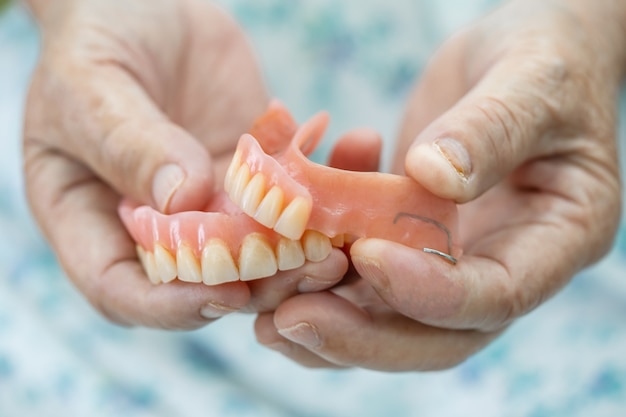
[256,0,626,370]
[22,0,347,329]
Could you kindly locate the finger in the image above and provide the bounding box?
[350,221,586,332]
[25,64,213,213]
[328,128,382,172]
[404,48,573,203]
[254,313,343,369]
[24,150,250,329]
[272,292,497,371]
[242,249,349,313]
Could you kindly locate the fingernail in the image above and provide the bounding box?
[153,163,186,212]
[353,256,389,294]
[200,301,239,319]
[278,322,321,348]
[433,138,471,180]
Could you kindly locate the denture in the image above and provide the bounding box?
[224,102,460,258]
[120,101,459,286]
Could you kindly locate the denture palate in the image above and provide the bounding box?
[119,101,337,286]
[224,103,460,259]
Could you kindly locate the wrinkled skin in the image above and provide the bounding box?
[256,0,626,370]
[23,0,360,329]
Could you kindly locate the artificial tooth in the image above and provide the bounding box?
[144,251,160,284]
[201,239,239,285]
[253,186,284,228]
[176,244,202,283]
[238,233,278,281]
[154,243,177,283]
[273,196,312,240]
[241,173,267,216]
[276,237,306,271]
[223,149,242,191]
[136,245,147,264]
[330,234,345,248]
[302,230,332,262]
[137,245,160,285]
[229,163,251,204]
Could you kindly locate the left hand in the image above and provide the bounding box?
[23,0,351,329]
[254,0,625,370]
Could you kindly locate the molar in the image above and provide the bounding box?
[201,238,239,285]
[273,196,312,240]
[276,237,306,271]
[154,243,177,283]
[301,230,332,262]
[176,244,202,283]
[238,233,278,281]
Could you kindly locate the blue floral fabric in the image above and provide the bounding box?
[1,1,625,416]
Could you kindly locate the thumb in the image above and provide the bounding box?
[26,65,214,213]
[405,56,556,203]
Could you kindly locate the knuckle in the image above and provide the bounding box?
[472,95,524,162]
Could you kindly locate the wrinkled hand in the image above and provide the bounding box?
[256,0,626,370]
[22,0,350,329]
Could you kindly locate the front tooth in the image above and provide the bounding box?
[238,233,278,281]
[137,245,160,284]
[276,237,306,271]
[224,149,242,191]
[229,163,251,204]
[241,173,267,216]
[302,230,332,262]
[201,239,239,285]
[144,251,161,284]
[154,243,177,283]
[176,244,202,283]
[273,196,312,240]
[253,186,284,228]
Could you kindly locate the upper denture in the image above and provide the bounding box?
[224,101,460,260]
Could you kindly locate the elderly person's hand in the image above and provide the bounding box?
[256,0,626,370]
[22,0,350,329]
